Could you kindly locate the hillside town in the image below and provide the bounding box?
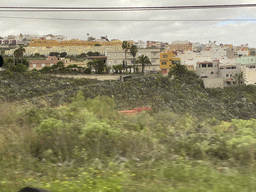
[1,33,256,88]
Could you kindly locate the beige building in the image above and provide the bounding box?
[170,40,192,52]
[241,66,256,85]
[106,49,160,72]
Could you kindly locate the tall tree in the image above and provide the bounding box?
[234,72,246,98]
[122,41,130,73]
[60,52,67,57]
[14,45,25,65]
[234,72,245,86]
[88,59,106,74]
[130,45,138,73]
[49,52,59,57]
[87,61,94,69]
[136,55,151,74]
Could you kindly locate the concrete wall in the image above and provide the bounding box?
[202,77,224,88]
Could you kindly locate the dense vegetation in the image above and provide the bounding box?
[1,70,256,191]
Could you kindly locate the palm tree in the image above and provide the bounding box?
[14,45,25,65]
[122,41,130,73]
[234,72,245,86]
[130,45,138,73]
[136,55,151,74]
[234,72,246,98]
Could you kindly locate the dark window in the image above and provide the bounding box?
[201,76,208,78]
[162,62,166,65]
[232,66,236,69]
[211,72,214,74]
[202,64,206,67]
[208,63,213,67]
[220,67,224,69]
[226,74,229,77]
[172,60,180,65]
[227,67,231,69]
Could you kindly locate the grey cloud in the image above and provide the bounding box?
[0,0,256,46]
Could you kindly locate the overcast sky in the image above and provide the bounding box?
[1,0,256,47]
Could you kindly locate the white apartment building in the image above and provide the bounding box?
[5,45,122,56]
[106,49,160,72]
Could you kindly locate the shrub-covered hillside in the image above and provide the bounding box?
[1,90,256,191]
[1,70,256,121]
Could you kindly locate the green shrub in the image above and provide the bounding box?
[84,95,117,120]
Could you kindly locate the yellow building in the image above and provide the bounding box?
[160,51,180,74]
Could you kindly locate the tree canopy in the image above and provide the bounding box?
[14,46,25,65]
[87,58,106,74]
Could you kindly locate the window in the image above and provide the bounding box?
[208,63,213,67]
[201,76,208,78]
[153,52,156,56]
[42,64,45,68]
[226,74,229,77]
[220,67,224,69]
[51,58,53,60]
[114,54,117,56]
[114,60,117,64]
[211,71,214,74]
[172,60,180,65]
[227,67,231,69]
[230,74,232,77]
[232,66,236,69]
[163,55,168,58]
[202,64,206,67]
[33,64,36,68]
[162,62,166,65]
[108,55,111,57]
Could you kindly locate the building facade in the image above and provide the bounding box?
[160,51,181,74]
[106,49,160,72]
[170,40,192,52]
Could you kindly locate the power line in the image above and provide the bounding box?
[0,4,256,11]
[1,16,256,22]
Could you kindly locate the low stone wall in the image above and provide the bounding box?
[50,74,120,81]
